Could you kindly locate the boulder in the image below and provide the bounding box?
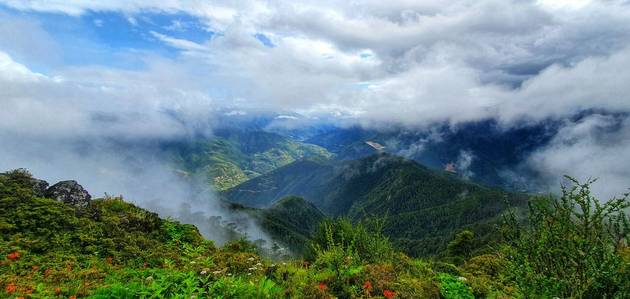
[45,180,92,208]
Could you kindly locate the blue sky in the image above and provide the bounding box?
[0,4,278,71]
[0,5,218,70]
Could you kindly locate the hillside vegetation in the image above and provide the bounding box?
[226,197,326,256]
[166,129,332,191]
[1,169,628,298]
[224,154,529,256]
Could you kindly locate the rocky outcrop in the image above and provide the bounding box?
[45,180,92,208]
[30,178,49,197]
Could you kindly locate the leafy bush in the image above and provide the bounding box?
[308,217,395,264]
[437,273,474,299]
[503,177,630,298]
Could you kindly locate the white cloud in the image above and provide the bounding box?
[0,11,62,67]
[2,0,630,197]
[0,50,216,139]
[527,114,630,200]
[74,0,627,129]
[498,48,630,123]
[537,0,593,11]
[0,52,46,82]
[150,31,207,51]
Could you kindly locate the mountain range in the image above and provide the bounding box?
[224,154,528,256]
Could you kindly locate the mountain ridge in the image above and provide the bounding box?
[223,153,529,256]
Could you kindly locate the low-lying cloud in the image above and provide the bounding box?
[0,50,272,245]
[526,114,630,200]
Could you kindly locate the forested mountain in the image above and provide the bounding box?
[248,196,326,255]
[163,129,332,190]
[306,120,558,190]
[224,154,529,256]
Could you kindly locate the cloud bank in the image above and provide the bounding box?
[1,1,630,200]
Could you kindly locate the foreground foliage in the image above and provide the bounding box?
[1,169,629,298]
[502,177,630,298]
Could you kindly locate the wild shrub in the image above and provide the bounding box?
[437,273,474,299]
[503,177,630,298]
[308,217,395,264]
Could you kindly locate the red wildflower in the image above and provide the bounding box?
[106,256,113,265]
[16,297,25,299]
[55,287,62,295]
[318,283,327,291]
[363,280,372,291]
[5,283,16,293]
[69,296,77,299]
[7,251,20,260]
[44,268,52,276]
[383,289,396,299]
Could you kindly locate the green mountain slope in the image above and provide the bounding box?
[250,196,326,255]
[224,154,529,256]
[166,129,333,190]
[0,169,325,297]
[221,159,333,208]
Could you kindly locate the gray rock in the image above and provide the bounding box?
[45,180,92,208]
[30,178,49,197]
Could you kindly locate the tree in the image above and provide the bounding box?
[447,230,475,262]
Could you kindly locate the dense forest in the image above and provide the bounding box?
[1,169,628,298]
[224,154,529,256]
